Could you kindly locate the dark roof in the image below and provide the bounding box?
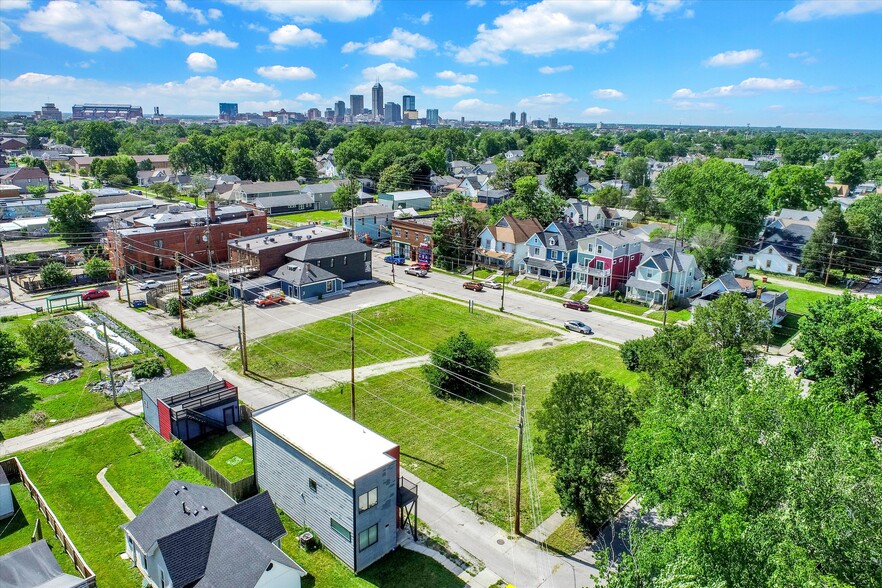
[284,238,372,262]
[140,368,220,403]
[626,276,669,293]
[524,257,567,271]
[536,222,596,250]
[220,492,286,543]
[157,516,217,587]
[0,540,89,588]
[270,261,338,286]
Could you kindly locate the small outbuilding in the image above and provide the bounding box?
[0,466,13,520]
[0,540,90,588]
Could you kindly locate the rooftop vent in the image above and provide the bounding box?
[182,502,189,514]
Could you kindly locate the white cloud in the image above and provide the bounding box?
[443,98,503,119]
[788,51,818,64]
[857,95,882,104]
[436,70,478,83]
[256,65,316,80]
[186,52,217,72]
[221,0,379,23]
[64,59,96,69]
[0,0,30,10]
[647,0,692,19]
[704,49,762,67]
[466,0,485,6]
[297,92,323,101]
[592,88,625,100]
[268,24,325,47]
[165,0,206,25]
[422,84,475,98]
[766,104,784,111]
[362,62,418,82]
[179,29,238,48]
[456,0,643,64]
[777,0,882,21]
[419,12,432,24]
[207,8,222,19]
[538,65,573,74]
[0,21,20,49]
[341,28,435,60]
[672,88,697,98]
[582,106,611,116]
[517,93,574,108]
[668,100,719,111]
[20,0,175,51]
[240,99,302,112]
[673,77,805,99]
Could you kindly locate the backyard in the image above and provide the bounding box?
[188,428,254,481]
[231,295,554,378]
[272,210,344,227]
[313,341,639,533]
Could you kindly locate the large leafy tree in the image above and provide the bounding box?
[40,262,72,288]
[83,256,111,281]
[833,149,866,187]
[801,205,850,277]
[766,165,832,211]
[21,320,74,368]
[0,331,23,379]
[79,121,119,156]
[844,193,882,269]
[536,371,636,531]
[619,156,649,188]
[47,192,94,245]
[505,175,565,226]
[422,331,498,401]
[591,185,623,207]
[688,222,737,277]
[377,163,411,193]
[331,180,361,211]
[692,291,770,360]
[432,192,488,267]
[490,160,539,192]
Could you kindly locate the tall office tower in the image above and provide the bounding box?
[219,103,238,121]
[402,95,416,112]
[307,108,321,120]
[509,111,516,126]
[324,108,334,120]
[549,117,558,129]
[384,102,401,123]
[350,95,365,117]
[426,109,439,127]
[520,111,527,126]
[334,101,346,119]
[36,103,63,121]
[372,82,384,119]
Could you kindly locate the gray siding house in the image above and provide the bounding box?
[253,396,401,572]
[282,238,374,285]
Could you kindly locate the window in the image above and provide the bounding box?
[358,524,378,551]
[153,239,164,248]
[358,487,378,512]
[344,256,348,265]
[330,519,351,542]
[326,281,334,292]
[587,244,593,253]
[786,263,793,272]
[533,247,540,256]
[364,252,369,261]
[395,229,401,237]
[405,231,409,239]
[309,479,317,492]
[330,258,335,268]
[597,245,603,255]
[765,259,771,269]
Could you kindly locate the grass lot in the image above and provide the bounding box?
[572,291,588,301]
[492,275,517,284]
[544,516,588,555]
[470,268,495,280]
[314,341,638,532]
[545,285,570,297]
[516,278,548,292]
[589,296,651,317]
[750,268,847,290]
[232,295,553,378]
[759,281,834,315]
[0,483,81,576]
[646,308,691,322]
[273,210,343,227]
[188,430,254,481]
[769,313,801,347]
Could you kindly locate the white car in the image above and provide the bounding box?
[138,279,160,290]
[404,267,427,277]
[183,272,203,282]
[869,275,882,285]
[482,280,502,290]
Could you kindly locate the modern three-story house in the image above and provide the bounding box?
[521,222,596,284]
[571,231,643,294]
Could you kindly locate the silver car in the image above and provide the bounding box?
[404,267,427,277]
[564,320,593,335]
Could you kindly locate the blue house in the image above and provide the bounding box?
[342,203,393,241]
[521,222,596,284]
[269,262,345,300]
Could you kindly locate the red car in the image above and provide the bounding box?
[463,281,484,292]
[82,289,110,301]
[563,300,589,312]
[411,262,430,272]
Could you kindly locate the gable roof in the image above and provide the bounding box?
[345,203,393,218]
[270,261,339,286]
[284,238,372,262]
[0,540,88,588]
[140,368,220,403]
[494,215,543,244]
[1,167,49,181]
[536,222,596,250]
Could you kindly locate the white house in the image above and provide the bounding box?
[476,215,544,272]
[733,221,814,277]
[626,243,704,304]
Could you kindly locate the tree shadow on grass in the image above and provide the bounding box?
[0,492,29,538]
[0,378,38,436]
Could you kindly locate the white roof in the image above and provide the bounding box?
[254,396,397,486]
[383,189,431,201]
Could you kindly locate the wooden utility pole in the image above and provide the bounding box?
[240,277,248,373]
[350,311,356,421]
[514,384,526,535]
[662,217,680,326]
[0,237,14,303]
[500,269,506,311]
[824,232,837,287]
[175,252,184,332]
[124,270,132,307]
[103,324,118,407]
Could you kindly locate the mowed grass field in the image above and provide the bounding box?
[231,295,555,378]
[315,341,639,533]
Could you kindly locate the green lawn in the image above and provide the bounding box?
[273,210,344,226]
[515,278,548,292]
[545,285,570,297]
[543,516,588,556]
[571,291,588,301]
[188,430,255,481]
[750,268,847,290]
[646,308,691,322]
[759,282,834,315]
[590,295,651,317]
[314,341,638,532]
[470,268,494,280]
[769,313,801,347]
[492,275,517,284]
[232,295,554,378]
[0,483,81,577]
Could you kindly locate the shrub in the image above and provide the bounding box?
[40,261,72,288]
[619,339,643,372]
[21,320,74,368]
[0,331,24,378]
[423,330,499,400]
[169,439,185,464]
[206,273,220,287]
[84,256,111,281]
[32,410,48,427]
[171,326,195,339]
[166,297,180,316]
[614,290,624,302]
[804,272,817,282]
[132,357,165,379]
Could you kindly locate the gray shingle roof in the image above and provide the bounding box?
[221,491,285,543]
[0,540,89,588]
[253,193,314,209]
[284,238,372,262]
[140,368,220,403]
[270,261,339,286]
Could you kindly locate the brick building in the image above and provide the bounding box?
[226,225,349,277]
[391,215,436,264]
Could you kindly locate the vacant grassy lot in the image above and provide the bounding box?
[759,281,834,315]
[273,210,343,227]
[314,341,638,532]
[232,295,554,378]
[544,516,588,556]
[189,430,254,481]
[515,278,548,292]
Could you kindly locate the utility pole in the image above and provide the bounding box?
[0,237,14,303]
[662,217,680,326]
[350,311,356,421]
[103,324,118,407]
[175,252,184,332]
[124,270,131,307]
[240,277,248,373]
[500,268,506,311]
[824,232,838,287]
[514,385,526,535]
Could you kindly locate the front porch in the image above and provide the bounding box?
[520,257,568,285]
[571,264,613,294]
[475,249,513,272]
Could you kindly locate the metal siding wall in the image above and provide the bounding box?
[201,401,239,424]
[157,400,171,441]
[142,394,160,435]
[352,461,398,572]
[252,421,357,570]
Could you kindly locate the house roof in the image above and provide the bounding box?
[494,215,543,244]
[345,203,393,218]
[253,395,398,486]
[284,238,372,262]
[270,261,339,286]
[524,257,567,271]
[1,167,49,181]
[301,181,342,195]
[777,208,823,225]
[380,189,431,201]
[253,193,314,209]
[230,226,346,253]
[236,181,301,195]
[535,223,596,250]
[0,540,88,588]
[140,368,220,403]
[626,276,669,293]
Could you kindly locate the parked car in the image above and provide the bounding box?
[869,275,882,285]
[183,272,203,282]
[564,320,593,335]
[411,262,430,272]
[131,189,143,195]
[563,300,589,312]
[82,289,109,301]
[138,280,160,291]
[463,281,484,292]
[384,255,407,265]
[181,285,193,296]
[132,299,147,308]
[255,291,286,307]
[404,267,428,277]
[482,280,502,290]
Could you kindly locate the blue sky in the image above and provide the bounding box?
[1,0,880,128]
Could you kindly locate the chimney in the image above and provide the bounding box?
[208,199,217,223]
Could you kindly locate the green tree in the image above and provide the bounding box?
[767,165,832,211]
[137,158,154,171]
[644,139,675,162]
[378,163,412,193]
[16,155,49,174]
[844,192,882,267]
[0,331,23,379]
[152,183,179,200]
[422,331,498,400]
[331,180,361,211]
[630,185,658,216]
[833,149,866,187]
[83,256,111,281]
[546,158,579,199]
[779,136,821,165]
[536,370,636,531]
[801,205,850,277]
[490,160,540,192]
[169,141,201,173]
[619,156,649,188]
[432,192,488,267]
[524,133,568,169]
[223,140,252,179]
[692,291,770,361]
[591,185,622,207]
[39,261,72,288]
[27,185,48,199]
[47,192,94,245]
[79,121,119,156]
[187,178,209,206]
[509,175,565,226]
[688,222,736,277]
[22,320,74,368]
[865,157,882,182]
[420,145,447,175]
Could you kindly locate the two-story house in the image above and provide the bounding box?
[342,203,393,242]
[521,222,596,284]
[475,215,544,273]
[625,243,704,304]
[571,231,643,294]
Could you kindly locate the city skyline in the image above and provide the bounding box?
[0,1,880,128]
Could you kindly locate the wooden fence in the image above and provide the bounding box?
[0,457,97,587]
[173,437,256,502]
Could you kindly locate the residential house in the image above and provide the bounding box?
[733,220,814,276]
[624,222,665,242]
[123,482,305,588]
[276,238,372,285]
[230,181,308,216]
[226,225,348,277]
[378,189,432,212]
[0,167,50,194]
[140,368,240,442]
[342,203,393,242]
[0,540,89,588]
[449,160,474,176]
[564,202,607,230]
[521,222,596,284]
[571,231,643,294]
[456,176,480,199]
[301,181,344,210]
[476,215,544,272]
[601,179,632,193]
[428,174,458,194]
[316,150,337,178]
[826,182,850,197]
[391,214,435,263]
[253,395,412,573]
[0,467,12,519]
[70,154,169,175]
[776,208,822,226]
[268,261,344,301]
[503,150,524,161]
[473,162,498,176]
[625,243,704,304]
[0,138,26,154]
[758,290,789,326]
[476,189,510,206]
[690,273,787,326]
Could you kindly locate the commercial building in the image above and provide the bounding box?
[509,111,517,126]
[350,95,365,117]
[520,111,527,126]
[335,100,346,120]
[549,117,558,129]
[307,108,322,120]
[384,102,401,124]
[71,103,143,120]
[35,102,63,121]
[372,82,384,119]
[392,214,435,264]
[426,109,439,127]
[227,225,349,276]
[402,95,416,112]
[219,102,239,121]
